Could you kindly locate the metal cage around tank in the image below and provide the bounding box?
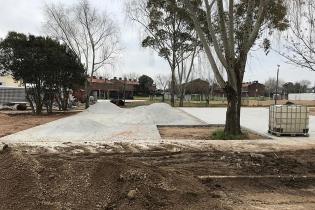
[268,105,309,137]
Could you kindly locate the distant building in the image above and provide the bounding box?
[165,79,266,101]
[73,76,140,102]
[242,81,265,98]
[184,79,210,100]
[0,75,22,87]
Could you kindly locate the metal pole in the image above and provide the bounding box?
[275,65,280,105]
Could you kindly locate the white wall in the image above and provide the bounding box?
[288,93,315,101]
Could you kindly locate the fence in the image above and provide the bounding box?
[0,87,27,105]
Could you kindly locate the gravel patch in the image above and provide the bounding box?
[1,101,204,145]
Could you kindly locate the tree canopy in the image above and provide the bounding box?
[137,75,154,96]
[0,32,85,114]
[128,0,199,106]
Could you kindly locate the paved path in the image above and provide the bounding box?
[180,107,315,139]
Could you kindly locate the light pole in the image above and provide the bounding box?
[275,65,280,105]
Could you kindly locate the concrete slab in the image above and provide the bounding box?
[180,107,315,139]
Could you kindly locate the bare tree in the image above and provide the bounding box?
[122,72,140,80]
[156,74,170,102]
[44,0,120,108]
[281,1,315,71]
[300,80,312,89]
[264,77,285,98]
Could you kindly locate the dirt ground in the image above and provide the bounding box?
[1,147,315,210]
[158,126,263,140]
[0,112,78,138]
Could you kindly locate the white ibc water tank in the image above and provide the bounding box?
[269,105,309,136]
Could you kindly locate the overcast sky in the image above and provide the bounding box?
[0,0,314,85]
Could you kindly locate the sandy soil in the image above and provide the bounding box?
[0,147,314,210]
[0,112,77,138]
[158,126,263,140]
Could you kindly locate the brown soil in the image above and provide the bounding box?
[0,112,77,138]
[1,148,315,210]
[158,126,263,140]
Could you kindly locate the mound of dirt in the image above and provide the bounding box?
[0,150,223,210]
[85,101,122,114]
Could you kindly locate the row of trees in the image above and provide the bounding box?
[265,78,314,96]
[0,32,85,115]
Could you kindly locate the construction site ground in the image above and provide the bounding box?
[0,112,78,138]
[1,146,315,210]
[1,101,315,210]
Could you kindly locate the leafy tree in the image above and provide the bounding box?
[177,0,288,135]
[0,32,85,114]
[46,43,85,111]
[137,75,154,96]
[0,32,47,114]
[127,0,198,106]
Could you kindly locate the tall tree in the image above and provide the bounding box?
[44,0,120,108]
[176,0,288,135]
[127,0,197,107]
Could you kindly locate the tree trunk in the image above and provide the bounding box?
[224,84,242,135]
[170,69,176,107]
[24,85,35,115]
[35,103,42,115]
[179,94,184,107]
[179,86,185,107]
[85,79,90,109]
[61,95,68,111]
